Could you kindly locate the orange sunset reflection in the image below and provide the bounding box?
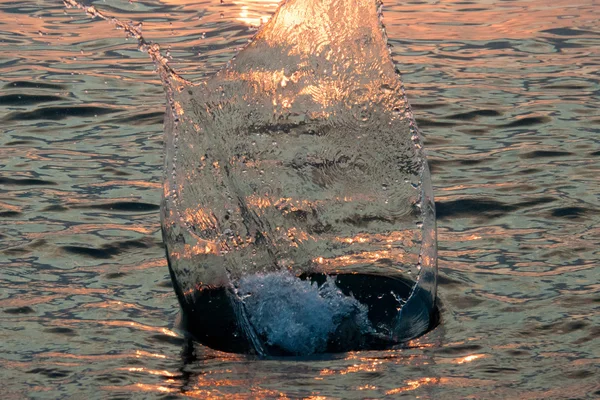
[0,0,596,395]
[235,0,278,26]
[152,0,600,40]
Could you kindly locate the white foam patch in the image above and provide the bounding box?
[236,271,372,354]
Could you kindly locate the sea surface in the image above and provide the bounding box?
[1,0,599,398]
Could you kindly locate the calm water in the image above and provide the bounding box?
[1,0,599,398]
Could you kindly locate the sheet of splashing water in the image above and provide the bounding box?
[236,272,372,354]
[64,0,437,355]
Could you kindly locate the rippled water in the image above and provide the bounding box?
[1,0,599,398]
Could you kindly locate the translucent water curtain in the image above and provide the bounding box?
[66,0,438,356]
[160,0,437,355]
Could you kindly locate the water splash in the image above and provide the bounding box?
[237,271,371,355]
[65,0,438,355]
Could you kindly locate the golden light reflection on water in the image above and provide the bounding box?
[0,295,61,309]
[102,383,177,394]
[1,0,599,396]
[313,249,415,270]
[36,350,169,362]
[124,367,176,376]
[319,359,383,376]
[454,354,486,364]
[386,377,438,394]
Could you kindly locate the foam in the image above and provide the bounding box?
[236,271,372,355]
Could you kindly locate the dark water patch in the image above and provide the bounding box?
[149,334,185,346]
[411,102,448,110]
[543,320,568,333]
[461,128,489,136]
[563,320,587,332]
[4,306,35,314]
[415,118,456,128]
[110,111,164,126]
[0,58,20,70]
[502,116,550,128]
[565,370,595,379]
[544,84,590,90]
[562,295,598,308]
[518,168,541,175]
[485,40,513,50]
[43,327,77,336]
[0,211,21,217]
[430,158,485,169]
[446,109,501,120]
[0,94,64,106]
[62,238,153,259]
[3,81,66,90]
[436,274,464,287]
[99,167,131,176]
[545,37,587,51]
[541,27,598,36]
[436,198,516,219]
[0,37,23,46]
[157,280,173,288]
[457,8,488,12]
[574,327,600,344]
[62,245,114,259]
[481,366,519,374]
[4,140,37,145]
[42,205,68,212]
[590,150,600,156]
[0,177,56,186]
[516,197,556,208]
[436,197,555,220]
[27,367,71,379]
[105,272,127,279]
[521,150,573,159]
[550,206,589,219]
[506,350,530,356]
[437,344,482,355]
[3,248,29,256]
[80,201,160,212]
[95,374,131,384]
[4,106,117,121]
